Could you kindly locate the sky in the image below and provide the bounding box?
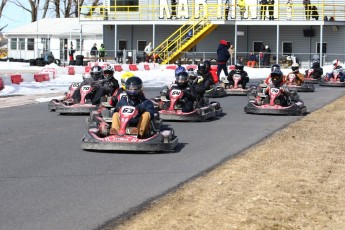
[0,3,31,32]
[0,61,334,103]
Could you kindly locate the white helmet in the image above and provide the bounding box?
[291,63,299,72]
[332,59,340,68]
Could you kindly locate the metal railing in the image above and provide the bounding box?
[80,3,345,22]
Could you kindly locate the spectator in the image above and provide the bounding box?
[264,45,271,66]
[225,0,230,20]
[90,43,98,62]
[286,0,292,20]
[311,5,319,20]
[228,44,235,65]
[268,0,275,20]
[171,0,177,19]
[144,42,153,62]
[303,0,311,20]
[216,39,230,81]
[69,44,76,62]
[237,0,246,19]
[99,44,106,62]
[260,0,268,20]
[248,51,257,68]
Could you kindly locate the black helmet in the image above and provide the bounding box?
[271,69,283,86]
[175,71,189,87]
[291,63,299,73]
[103,65,114,79]
[125,76,143,100]
[198,62,206,74]
[90,66,103,81]
[312,59,320,68]
[204,60,211,70]
[271,64,281,73]
[235,62,244,72]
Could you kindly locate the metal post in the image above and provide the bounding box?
[276,25,279,64]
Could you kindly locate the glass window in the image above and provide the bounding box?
[282,42,292,56]
[137,40,146,51]
[119,40,127,50]
[27,38,35,50]
[76,39,81,51]
[10,38,17,50]
[317,42,327,53]
[111,0,139,12]
[253,41,263,53]
[19,38,25,50]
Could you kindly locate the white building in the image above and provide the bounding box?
[3,18,103,62]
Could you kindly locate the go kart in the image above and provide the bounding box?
[304,68,321,84]
[319,72,345,87]
[153,88,222,121]
[285,73,315,92]
[81,105,178,152]
[244,86,307,116]
[48,82,81,111]
[204,84,227,98]
[220,74,250,95]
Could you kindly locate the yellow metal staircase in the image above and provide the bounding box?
[150,8,218,64]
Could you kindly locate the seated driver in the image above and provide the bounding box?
[109,71,135,107]
[305,59,323,80]
[325,59,345,82]
[286,63,304,86]
[227,62,249,89]
[261,69,290,106]
[264,64,286,85]
[109,76,155,139]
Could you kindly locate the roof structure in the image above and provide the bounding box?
[3,18,102,36]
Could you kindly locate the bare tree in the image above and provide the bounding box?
[0,0,8,18]
[8,0,40,22]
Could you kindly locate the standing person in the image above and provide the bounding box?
[98,44,106,62]
[237,0,246,19]
[286,0,292,20]
[143,42,153,62]
[260,0,268,20]
[224,0,230,20]
[171,0,177,19]
[90,43,98,62]
[69,44,76,62]
[228,44,235,65]
[216,39,230,81]
[268,0,275,20]
[303,0,311,20]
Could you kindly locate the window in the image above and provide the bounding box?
[76,39,81,51]
[119,40,127,50]
[253,41,263,53]
[27,38,34,50]
[10,38,17,50]
[317,42,327,53]
[111,0,139,12]
[282,42,292,56]
[19,38,25,50]
[137,40,146,51]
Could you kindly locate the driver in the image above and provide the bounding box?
[325,59,345,82]
[286,63,304,86]
[263,69,290,106]
[109,76,155,139]
[227,62,249,89]
[305,59,323,80]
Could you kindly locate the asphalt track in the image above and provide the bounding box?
[0,81,344,230]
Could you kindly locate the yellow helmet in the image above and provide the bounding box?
[120,72,135,89]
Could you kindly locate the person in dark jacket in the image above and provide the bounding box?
[216,39,230,82]
[305,59,323,80]
[110,76,155,138]
[197,61,214,90]
[188,68,206,107]
[227,62,249,89]
[109,72,135,107]
[260,0,268,19]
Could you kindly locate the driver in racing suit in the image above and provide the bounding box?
[305,59,323,80]
[286,63,304,86]
[325,59,345,82]
[109,72,135,107]
[227,62,249,89]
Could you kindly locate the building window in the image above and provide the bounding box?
[119,40,127,50]
[76,39,81,51]
[137,40,146,52]
[19,38,25,50]
[27,38,34,50]
[111,0,139,12]
[253,41,263,53]
[10,38,17,50]
[282,42,293,56]
[317,42,327,53]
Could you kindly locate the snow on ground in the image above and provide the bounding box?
[0,61,334,102]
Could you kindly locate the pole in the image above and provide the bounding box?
[80,24,83,55]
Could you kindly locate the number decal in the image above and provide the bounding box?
[122,107,134,114]
[82,86,90,91]
[233,74,241,79]
[171,90,181,96]
[270,88,279,94]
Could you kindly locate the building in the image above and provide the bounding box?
[79,0,345,67]
[3,18,103,62]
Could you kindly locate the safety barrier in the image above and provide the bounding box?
[34,73,50,82]
[10,74,24,84]
[0,77,4,91]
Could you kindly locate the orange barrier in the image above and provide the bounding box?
[10,74,23,84]
[0,77,4,91]
[166,65,176,70]
[186,65,197,70]
[129,64,138,71]
[34,73,50,82]
[67,66,75,75]
[114,65,123,72]
[144,64,150,70]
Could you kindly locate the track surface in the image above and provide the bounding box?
[1,81,344,230]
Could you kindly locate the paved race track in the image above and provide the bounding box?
[0,81,344,230]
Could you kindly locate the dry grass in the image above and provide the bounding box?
[110,95,345,230]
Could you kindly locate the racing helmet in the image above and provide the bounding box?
[103,65,114,79]
[175,60,181,66]
[198,62,206,74]
[120,72,135,89]
[203,60,211,70]
[175,71,189,88]
[175,66,186,76]
[187,68,198,84]
[332,59,340,69]
[291,63,300,73]
[235,62,244,72]
[90,66,103,81]
[125,76,143,100]
[271,69,283,86]
[312,59,320,68]
[271,64,281,73]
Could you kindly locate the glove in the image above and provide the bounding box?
[197,77,204,84]
[136,103,145,114]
